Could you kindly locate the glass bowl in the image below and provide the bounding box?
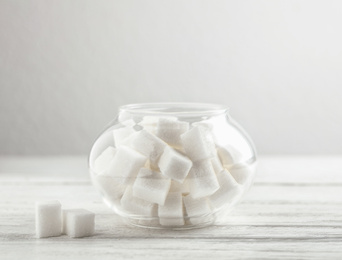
[89,103,257,229]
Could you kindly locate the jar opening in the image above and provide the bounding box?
[119,103,228,117]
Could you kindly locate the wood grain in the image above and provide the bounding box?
[0,156,342,259]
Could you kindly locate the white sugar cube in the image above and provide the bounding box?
[35,200,62,238]
[209,169,242,209]
[121,186,157,216]
[183,196,212,225]
[90,174,126,203]
[169,179,190,195]
[130,129,167,165]
[228,163,255,186]
[158,146,192,183]
[143,159,160,172]
[93,146,116,175]
[107,145,147,185]
[191,120,213,130]
[121,119,136,127]
[183,196,211,217]
[63,209,95,238]
[156,117,189,148]
[113,127,136,147]
[181,126,216,162]
[158,192,184,226]
[62,209,81,234]
[120,131,139,147]
[217,145,243,167]
[211,155,224,174]
[118,110,133,122]
[188,160,220,199]
[137,116,159,134]
[132,168,171,205]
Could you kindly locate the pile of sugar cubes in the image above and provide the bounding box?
[36,200,95,238]
[91,116,253,227]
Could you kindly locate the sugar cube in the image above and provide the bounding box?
[121,119,136,127]
[228,163,255,186]
[62,209,81,234]
[169,179,190,195]
[158,192,184,226]
[118,110,133,123]
[93,146,116,175]
[63,209,95,238]
[120,131,139,147]
[113,127,136,147]
[211,155,224,174]
[156,117,189,148]
[121,186,157,216]
[107,145,147,185]
[191,120,213,131]
[35,200,62,238]
[217,145,243,167]
[137,116,159,134]
[209,169,242,209]
[158,146,192,183]
[183,196,212,225]
[144,159,160,172]
[130,129,167,165]
[181,126,216,162]
[188,160,220,199]
[90,174,126,203]
[132,168,171,205]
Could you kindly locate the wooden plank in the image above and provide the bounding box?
[256,155,342,184]
[1,184,342,236]
[2,239,341,260]
[0,156,342,259]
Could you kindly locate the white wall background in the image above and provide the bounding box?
[1,0,342,155]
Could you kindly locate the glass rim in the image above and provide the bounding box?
[119,102,229,116]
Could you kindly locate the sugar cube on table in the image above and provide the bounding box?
[183,196,212,225]
[209,169,242,209]
[158,146,192,183]
[156,117,189,148]
[181,126,216,162]
[93,146,116,175]
[63,209,95,238]
[132,168,171,206]
[90,174,126,204]
[113,127,136,147]
[130,129,167,166]
[158,192,184,226]
[187,160,220,199]
[217,145,243,167]
[35,200,62,238]
[106,145,147,185]
[228,163,255,186]
[121,186,157,216]
[62,209,81,234]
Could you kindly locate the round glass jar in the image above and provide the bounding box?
[89,103,257,229]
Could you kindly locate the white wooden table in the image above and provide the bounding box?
[1,156,342,259]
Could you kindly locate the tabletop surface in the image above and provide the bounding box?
[1,155,342,259]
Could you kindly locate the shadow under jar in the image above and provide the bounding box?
[89,103,257,229]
